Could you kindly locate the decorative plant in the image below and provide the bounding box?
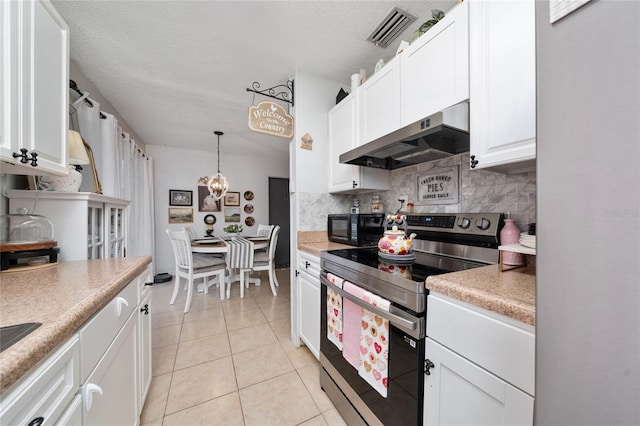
[415,10,445,36]
[223,224,243,234]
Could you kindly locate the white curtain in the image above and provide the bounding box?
[99,113,118,196]
[116,131,155,270]
[75,98,156,273]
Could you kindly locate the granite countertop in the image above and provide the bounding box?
[297,230,353,256]
[0,256,151,394]
[426,264,536,326]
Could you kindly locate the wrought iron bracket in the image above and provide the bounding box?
[246,80,294,107]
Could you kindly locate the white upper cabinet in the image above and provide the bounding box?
[328,92,389,194]
[1,0,69,176]
[358,55,401,146]
[469,0,536,171]
[400,1,469,127]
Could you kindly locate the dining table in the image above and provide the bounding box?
[191,235,269,293]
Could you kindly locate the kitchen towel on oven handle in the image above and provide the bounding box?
[342,281,366,369]
[344,282,391,398]
[326,273,344,350]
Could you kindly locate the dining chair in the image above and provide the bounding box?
[249,225,280,296]
[257,224,274,237]
[166,229,226,313]
[184,225,196,240]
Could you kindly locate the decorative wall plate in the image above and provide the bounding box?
[244,216,255,226]
[204,214,216,225]
[244,204,254,214]
[244,191,254,201]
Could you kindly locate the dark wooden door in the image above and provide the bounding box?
[268,177,290,268]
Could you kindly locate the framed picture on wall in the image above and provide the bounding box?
[224,207,241,222]
[168,208,193,223]
[169,189,192,206]
[224,192,240,206]
[197,186,221,212]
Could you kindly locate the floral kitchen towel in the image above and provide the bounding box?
[358,289,390,398]
[342,281,367,369]
[326,273,344,350]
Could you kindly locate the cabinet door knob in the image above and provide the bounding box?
[352,180,358,188]
[83,383,104,413]
[304,261,310,268]
[470,155,479,169]
[295,270,300,277]
[12,148,38,166]
[140,304,149,315]
[424,359,435,375]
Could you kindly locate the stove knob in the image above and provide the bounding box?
[457,218,471,229]
[476,217,491,230]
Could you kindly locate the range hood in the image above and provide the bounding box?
[339,102,470,170]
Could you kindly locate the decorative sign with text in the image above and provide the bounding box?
[417,166,459,205]
[248,101,294,139]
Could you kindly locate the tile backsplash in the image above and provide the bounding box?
[297,153,536,232]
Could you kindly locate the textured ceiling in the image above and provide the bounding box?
[51,0,457,159]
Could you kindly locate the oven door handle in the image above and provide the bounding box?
[321,276,418,332]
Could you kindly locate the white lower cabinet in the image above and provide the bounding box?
[81,312,138,425]
[297,251,321,359]
[0,336,80,425]
[424,338,533,426]
[57,394,83,425]
[137,266,153,411]
[0,266,152,425]
[424,293,535,426]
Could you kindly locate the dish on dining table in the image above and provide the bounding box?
[245,235,269,241]
[192,238,221,244]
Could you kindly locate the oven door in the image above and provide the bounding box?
[320,276,425,426]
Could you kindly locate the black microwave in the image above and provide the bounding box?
[327,213,385,246]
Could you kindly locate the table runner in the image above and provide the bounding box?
[224,237,254,269]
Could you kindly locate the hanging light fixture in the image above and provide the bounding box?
[199,130,229,200]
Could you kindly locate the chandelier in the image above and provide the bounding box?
[198,130,229,200]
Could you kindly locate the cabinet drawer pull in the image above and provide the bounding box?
[424,359,435,375]
[470,155,479,169]
[28,417,44,426]
[116,297,129,318]
[12,148,38,166]
[140,304,149,315]
[83,383,103,412]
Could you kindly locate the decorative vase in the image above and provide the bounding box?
[501,218,524,266]
[50,165,82,192]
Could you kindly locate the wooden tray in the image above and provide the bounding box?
[0,240,57,252]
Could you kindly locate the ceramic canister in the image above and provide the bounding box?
[501,218,524,265]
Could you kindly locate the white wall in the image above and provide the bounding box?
[146,144,288,274]
[536,1,640,424]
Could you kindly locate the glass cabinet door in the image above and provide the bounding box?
[107,205,126,258]
[87,204,104,259]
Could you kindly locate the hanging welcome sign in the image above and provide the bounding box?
[248,101,294,139]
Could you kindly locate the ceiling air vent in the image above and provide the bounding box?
[367,7,416,48]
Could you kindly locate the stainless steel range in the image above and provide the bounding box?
[319,213,504,426]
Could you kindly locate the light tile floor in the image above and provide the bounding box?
[141,269,346,426]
